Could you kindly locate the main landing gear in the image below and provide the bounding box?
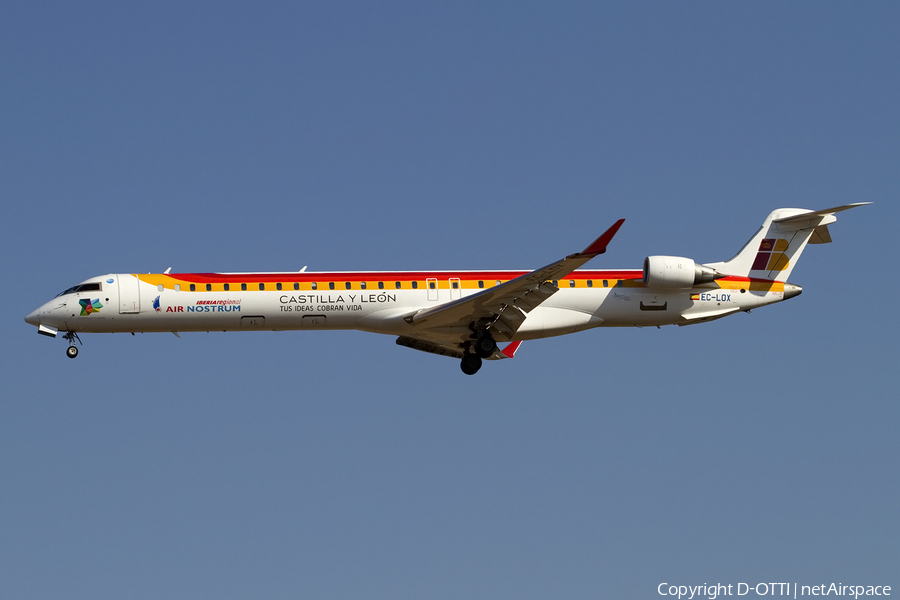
[460,353,482,375]
[473,334,497,359]
[63,331,82,359]
[459,331,497,375]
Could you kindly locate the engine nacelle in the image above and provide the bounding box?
[643,256,721,289]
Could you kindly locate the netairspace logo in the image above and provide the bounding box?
[658,582,892,599]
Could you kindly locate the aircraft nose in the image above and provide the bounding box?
[25,308,40,326]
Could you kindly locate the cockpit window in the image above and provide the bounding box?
[56,282,102,297]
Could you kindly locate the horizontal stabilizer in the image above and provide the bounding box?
[773,202,871,226]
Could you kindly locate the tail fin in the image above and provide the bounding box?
[707,203,870,281]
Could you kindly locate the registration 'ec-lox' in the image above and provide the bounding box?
[26,204,868,374]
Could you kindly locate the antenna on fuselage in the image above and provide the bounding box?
[299,266,307,272]
[164,267,171,274]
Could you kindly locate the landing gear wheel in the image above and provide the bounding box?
[62,331,82,358]
[460,353,482,375]
[474,335,497,359]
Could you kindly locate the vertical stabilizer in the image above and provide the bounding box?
[707,203,869,281]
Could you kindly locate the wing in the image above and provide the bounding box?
[402,219,625,341]
[396,336,522,361]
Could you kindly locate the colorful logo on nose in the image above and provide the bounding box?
[79,298,103,315]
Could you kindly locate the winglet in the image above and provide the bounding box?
[574,219,626,257]
[501,341,522,359]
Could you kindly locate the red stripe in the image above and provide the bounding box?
[166,270,645,283]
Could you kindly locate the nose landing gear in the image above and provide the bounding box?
[63,331,82,359]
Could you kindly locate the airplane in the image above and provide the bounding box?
[25,203,868,374]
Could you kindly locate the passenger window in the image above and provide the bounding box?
[329,282,335,290]
[311,282,317,290]
[616,280,623,287]
[569,280,575,288]
[478,281,484,288]
[206,283,212,291]
[175,284,181,292]
[412,281,418,289]
[602,280,608,287]
[361,281,366,289]
[496,280,502,285]
[276,282,282,291]
[158,284,164,292]
[395,282,401,289]
[452,281,458,289]
[259,283,265,290]
[552,280,558,287]
[293,282,299,290]
[241,283,247,291]
[345,282,351,290]
[587,280,593,288]
[429,281,436,289]
[224,283,230,291]
[378,282,384,289]
[190,284,196,291]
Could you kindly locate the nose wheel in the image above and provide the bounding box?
[63,331,82,359]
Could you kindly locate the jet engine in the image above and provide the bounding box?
[642,256,722,289]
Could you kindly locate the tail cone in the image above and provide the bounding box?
[784,284,802,299]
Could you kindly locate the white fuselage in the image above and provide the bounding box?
[26,270,796,345]
[26,204,867,371]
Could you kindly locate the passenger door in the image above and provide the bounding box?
[117,275,140,314]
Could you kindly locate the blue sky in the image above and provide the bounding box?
[2,3,898,598]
